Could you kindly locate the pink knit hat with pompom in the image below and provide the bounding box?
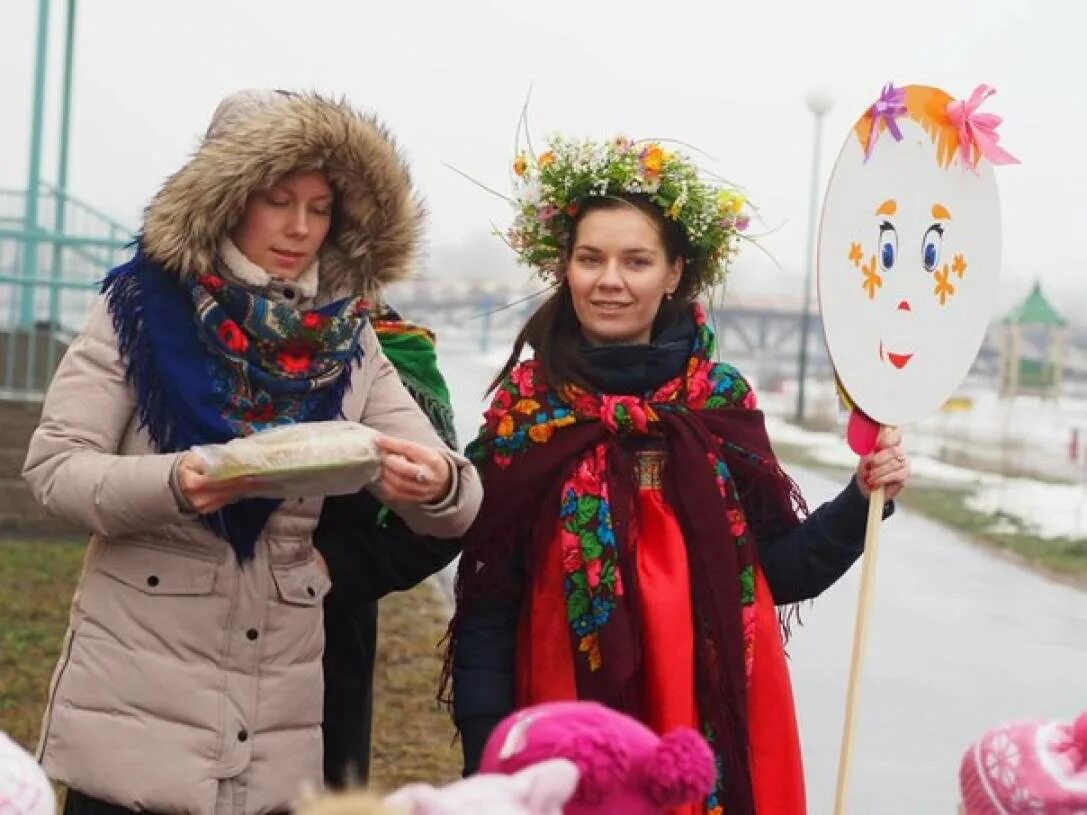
[480,701,716,815]
[960,709,1087,813]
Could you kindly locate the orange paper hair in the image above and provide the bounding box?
[854,85,963,169]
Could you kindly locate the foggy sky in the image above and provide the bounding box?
[1,0,1083,319]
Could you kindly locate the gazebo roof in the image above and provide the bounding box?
[1003,281,1067,327]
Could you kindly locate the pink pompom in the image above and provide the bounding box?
[640,727,717,807]
[1072,712,1087,753]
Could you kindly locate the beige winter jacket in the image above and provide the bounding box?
[21,92,480,815]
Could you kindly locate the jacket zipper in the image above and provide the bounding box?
[36,622,77,761]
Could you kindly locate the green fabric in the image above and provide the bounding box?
[372,310,459,528]
[376,327,458,450]
[378,329,452,404]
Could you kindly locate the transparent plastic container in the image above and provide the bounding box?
[193,420,382,498]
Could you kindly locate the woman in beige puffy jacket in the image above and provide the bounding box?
[22,90,482,815]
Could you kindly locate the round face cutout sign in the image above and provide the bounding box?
[817,85,1003,427]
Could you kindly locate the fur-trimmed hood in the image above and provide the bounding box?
[141,91,424,300]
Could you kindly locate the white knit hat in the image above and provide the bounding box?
[0,733,54,815]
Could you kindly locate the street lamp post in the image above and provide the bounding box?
[794,90,833,425]
[46,0,79,375]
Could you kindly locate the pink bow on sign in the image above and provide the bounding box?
[864,82,907,162]
[946,84,1020,167]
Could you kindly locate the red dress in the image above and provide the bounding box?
[515,453,807,814]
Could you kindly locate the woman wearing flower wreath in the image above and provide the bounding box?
[22,89,482,815]
[444,137,912,814]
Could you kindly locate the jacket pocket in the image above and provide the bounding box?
[94,542,217,596]
[271,557,332,607]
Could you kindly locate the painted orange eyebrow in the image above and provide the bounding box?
[932,203,952,220]
[875,199,897,216]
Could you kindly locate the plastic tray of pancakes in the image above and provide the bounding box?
[193,420,382,498]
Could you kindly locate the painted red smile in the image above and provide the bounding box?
[879,341,914,370]
[887,352,913,369]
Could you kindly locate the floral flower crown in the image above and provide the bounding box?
[506,135,751,288]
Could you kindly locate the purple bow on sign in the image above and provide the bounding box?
[864,82,907,162]
[947,84,1020,168]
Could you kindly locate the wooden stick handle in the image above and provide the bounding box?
[832,484,886,815]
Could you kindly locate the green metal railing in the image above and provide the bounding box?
[0,0,134,400]
[0,184,132,399]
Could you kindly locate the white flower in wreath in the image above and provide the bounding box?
[1009,787,1046,811]
[985,731,1021,789]
[518,180,542,206]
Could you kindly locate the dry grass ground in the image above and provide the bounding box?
[368,581,461,791]
[0,539,84,750]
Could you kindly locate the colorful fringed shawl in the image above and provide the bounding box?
[446,304,806,814]
[102,247,368,560]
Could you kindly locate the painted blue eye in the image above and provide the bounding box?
[881,242,895,269]
[922,225,944,272]
[878,222,898,272]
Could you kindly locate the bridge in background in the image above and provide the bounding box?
[383,280,1078,391]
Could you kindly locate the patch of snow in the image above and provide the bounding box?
[764,416,1087,540]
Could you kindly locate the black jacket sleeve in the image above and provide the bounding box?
[315,489,460,602]
[451,594,519,776]
[450,552,522,776]
[757,476,894,605]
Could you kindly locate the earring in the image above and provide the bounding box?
[665,292,674,301]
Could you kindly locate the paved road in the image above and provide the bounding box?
[789,465,1087,814]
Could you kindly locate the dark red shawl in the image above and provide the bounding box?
[444,306,805,813]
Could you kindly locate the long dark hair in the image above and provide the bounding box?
[490,194,703,393]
